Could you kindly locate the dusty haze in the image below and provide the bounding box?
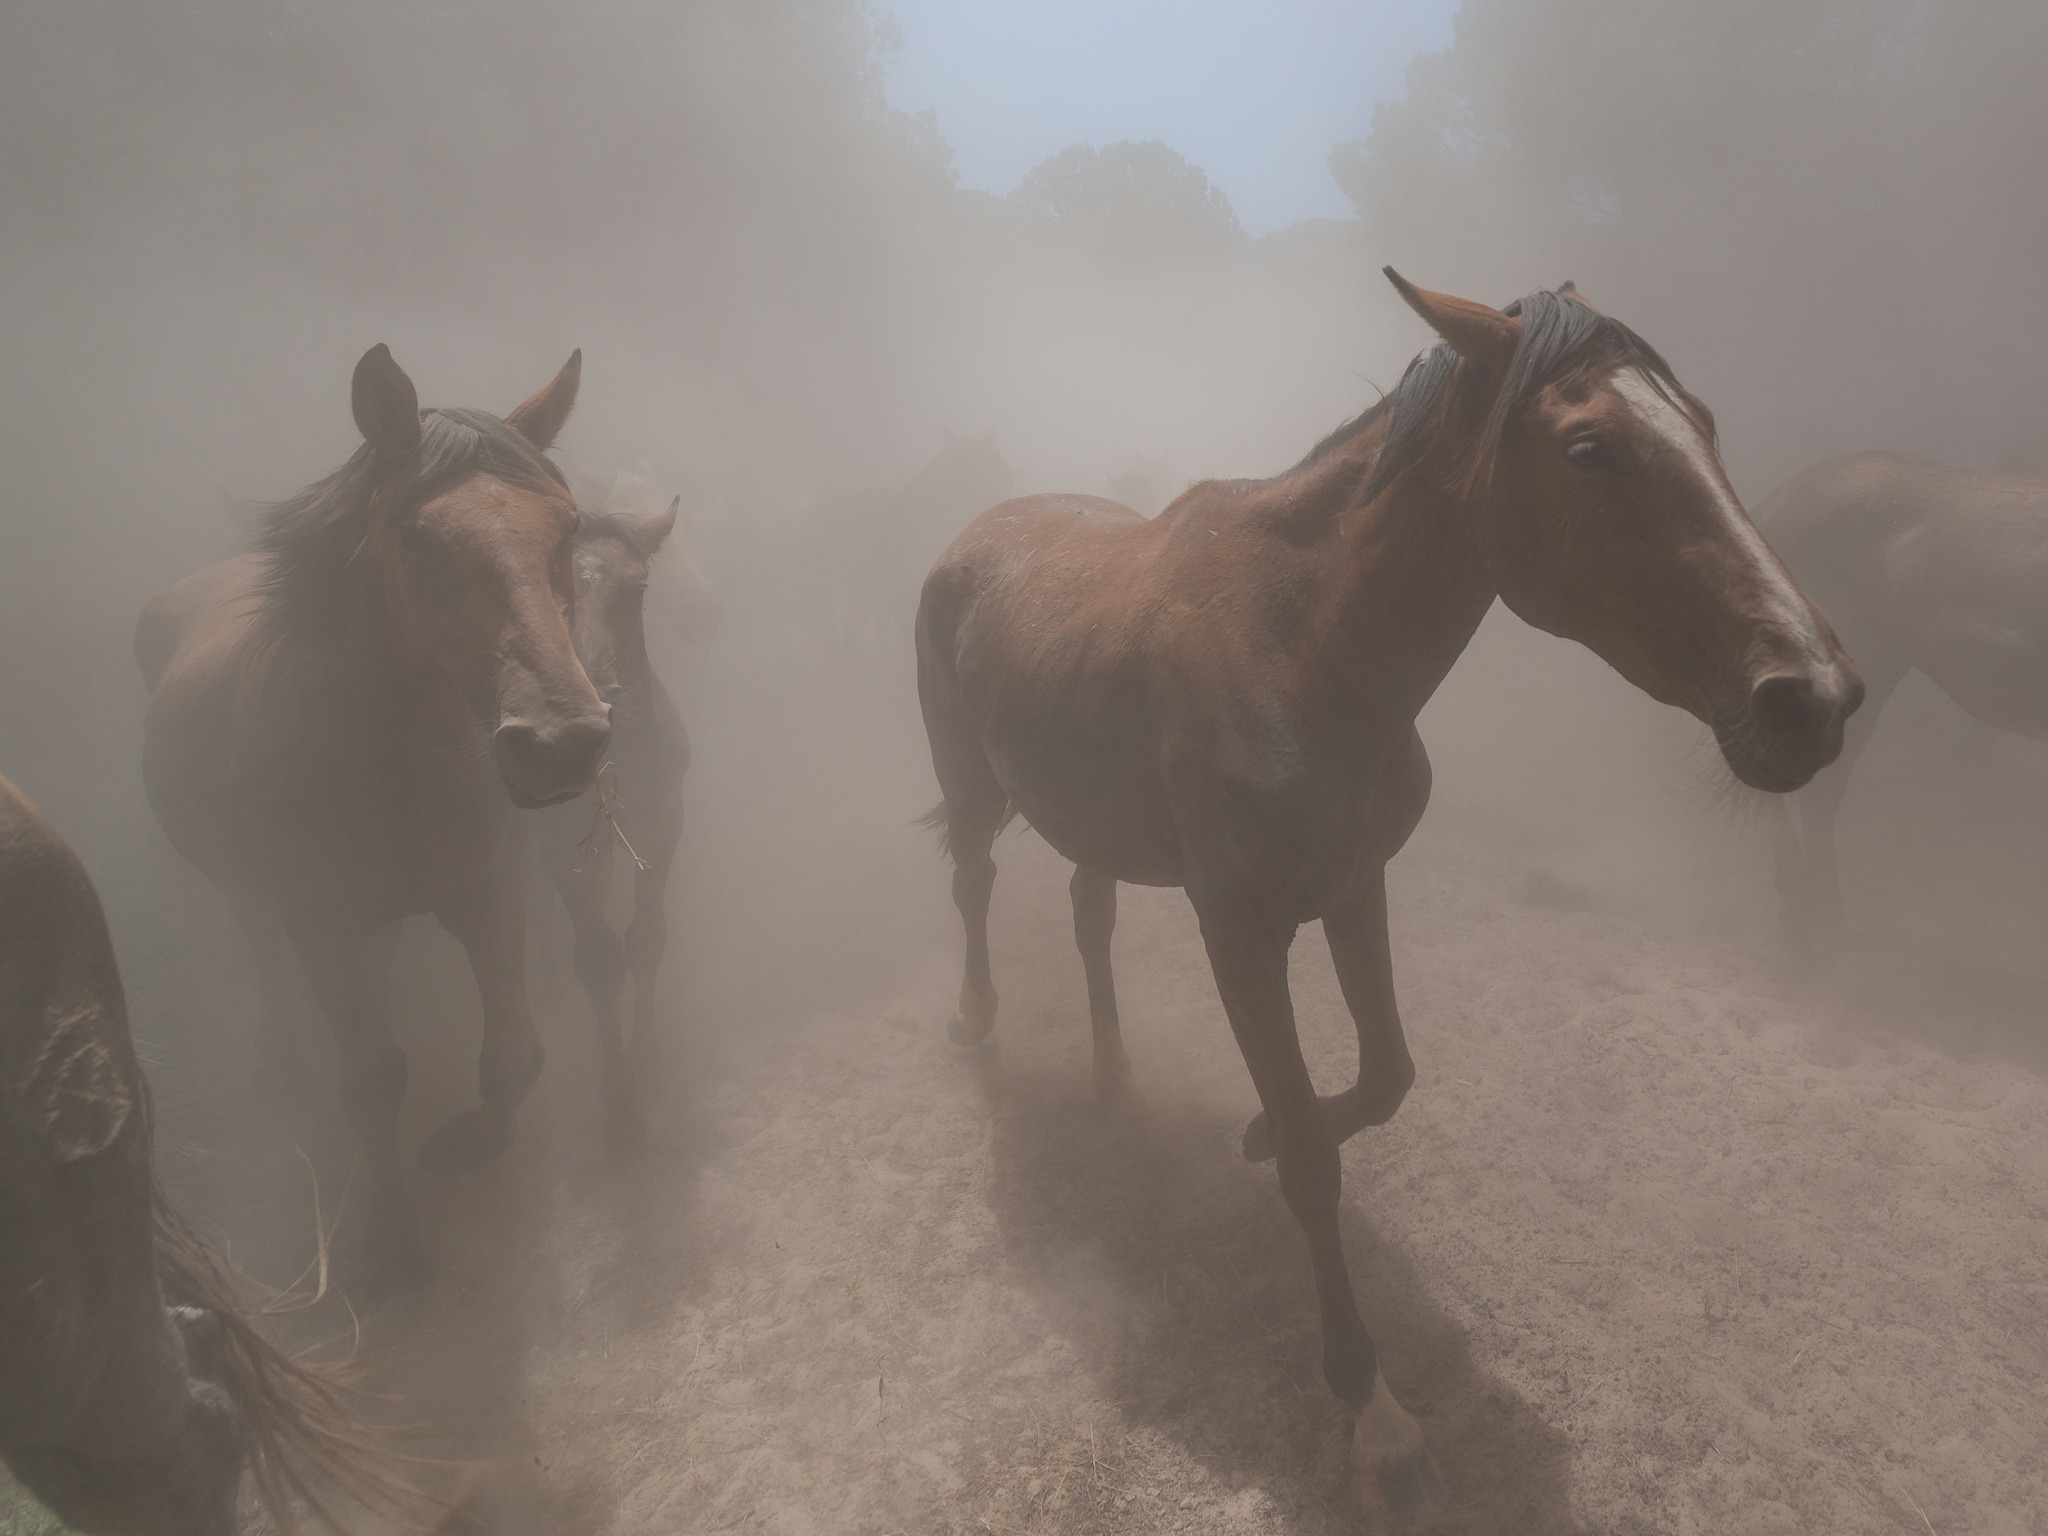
[2,1,2045,1531]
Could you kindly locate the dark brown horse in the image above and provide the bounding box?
[1,773,414,1534]
[1758,451,2048,950]
[136,346,610,1277]
[536,497,689,1147]
[915,273,1861,1521]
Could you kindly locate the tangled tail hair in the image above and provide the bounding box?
[914,798,1020,861]
[151,1196,441,1533]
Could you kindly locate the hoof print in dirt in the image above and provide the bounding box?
[418,1109,517,1175]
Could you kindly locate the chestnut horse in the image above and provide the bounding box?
[1756,451,2048,950]
[536,497,689,1147]
[137,346,610,1278]
[1,774,414,1534]
[915,273,1861,1521]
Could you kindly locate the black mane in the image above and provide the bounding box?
[1296,287,1702,502]
[254,407,569,620]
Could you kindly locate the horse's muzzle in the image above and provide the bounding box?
[1715,665,1864,793]
[493,710,612,807]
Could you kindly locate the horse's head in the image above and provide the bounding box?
[1385,271,1861,792]
[351,345,611,806]
[569,498,677,703]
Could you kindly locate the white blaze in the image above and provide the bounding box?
[1611,369,1818,649]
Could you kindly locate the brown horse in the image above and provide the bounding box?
[536,497,689,1147]
[1756,451,2048,950]
[1,773,415,1534]
[915,273,1861,1522]
[137,345,610,1278]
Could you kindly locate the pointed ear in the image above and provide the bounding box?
[1556,279,1579,295]
[634,496,679,558]
[1383,268,1521,371]
[505,349,581,450]
[351,344,422,459]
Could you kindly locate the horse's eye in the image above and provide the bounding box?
[1565,438,1610,470]
[396,518,435,550]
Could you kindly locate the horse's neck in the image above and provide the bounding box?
[1288,448,1498,727]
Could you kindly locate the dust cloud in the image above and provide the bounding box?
[2,1,2045,1532]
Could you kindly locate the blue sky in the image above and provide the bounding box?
[878,0,1462,236]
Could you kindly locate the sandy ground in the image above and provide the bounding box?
[7,668,2047,1535]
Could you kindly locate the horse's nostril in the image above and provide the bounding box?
[1751,673,1830,739]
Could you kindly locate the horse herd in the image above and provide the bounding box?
[5,270,2044,1532]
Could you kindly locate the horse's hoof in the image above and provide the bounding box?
[1092,1052,1133,1102]
[948,1014,996,1048]
[1354,1370,1446,1530]
[419,1108,517,1174]
[1242,1110,1276,1163]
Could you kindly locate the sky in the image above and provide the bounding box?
[878,0,1462,236]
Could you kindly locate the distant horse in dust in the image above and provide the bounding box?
[915,272,1861,1522]
[536,490,691,1147]
[1757,451,2048,950]
[1,773,414,1534]
[136,345,611,1279]
[788,429,1011,671]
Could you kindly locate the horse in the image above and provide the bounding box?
[535,493,690,1148]
[786,429,1012,673]
[1755,451,2048,950]
[1,773,414,1534]
[136,345,611,1279]
[914,272,1861,1523]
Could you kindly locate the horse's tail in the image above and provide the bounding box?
[914,797,1020,861]
[151,1196,438,1534]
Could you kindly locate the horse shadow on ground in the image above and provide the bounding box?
[964,1050,1582,1534]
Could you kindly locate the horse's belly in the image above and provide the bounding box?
[1917,622,2048,740]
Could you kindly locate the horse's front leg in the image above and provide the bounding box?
[545,812,637,1143]
[420,888,545,1175]
[1196,895,1445,1526]
[293,923,422,1281]
[1243,868,1415,1162]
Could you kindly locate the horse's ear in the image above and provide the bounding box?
[634,496,679,558]
[1383,268,1520,371]
[351,344,422,459]
[505,349,582,450]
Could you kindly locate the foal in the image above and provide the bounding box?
[916,273,1860,1519]
[537,499,689,1147]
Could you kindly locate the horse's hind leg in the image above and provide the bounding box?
[942,796,1005,1046]
[1070,864,1130,1097]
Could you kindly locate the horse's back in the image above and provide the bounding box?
[0,775,156,1436]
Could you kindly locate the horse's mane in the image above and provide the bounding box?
[1294,287,1704,502]
[254,407,569,620]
